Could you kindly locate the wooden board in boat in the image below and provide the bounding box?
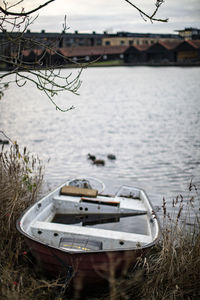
[60,185,98,198]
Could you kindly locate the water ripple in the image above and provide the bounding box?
[1,66,200,213]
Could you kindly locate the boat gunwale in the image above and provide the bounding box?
[16,181,161,255]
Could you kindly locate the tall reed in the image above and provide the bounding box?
[100,183,200,300]
[0,144,62,300]
[140,185,200,300]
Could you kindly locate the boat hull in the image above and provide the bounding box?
[25,236,148,286]
[17,179,161,289]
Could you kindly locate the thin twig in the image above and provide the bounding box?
[124,0,168,22]
[0,0,55,16]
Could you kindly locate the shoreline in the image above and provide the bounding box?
[1,60,200,72]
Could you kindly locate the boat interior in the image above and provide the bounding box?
[23,184,159,252]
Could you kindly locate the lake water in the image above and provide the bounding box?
[1,66,200,218]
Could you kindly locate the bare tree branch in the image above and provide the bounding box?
[124,0,168,23]
[0,0,55,16]
[0,0,169,112]
[0,1,83,111]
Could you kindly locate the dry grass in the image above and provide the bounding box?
[140,187,200,300]
[0,143,64,300]
[100,183,200,300]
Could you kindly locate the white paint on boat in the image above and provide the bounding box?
[19,179,160,253]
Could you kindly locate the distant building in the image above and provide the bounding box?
[1,28,200,68]
[174,40,200,62]
[0,30,105,57]
[123,45,148,63]
[16,46,128,67]
[102,31,181,47]
[175,28,200,40]
[0,29,181,56]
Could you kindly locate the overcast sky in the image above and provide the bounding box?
[7,0,200,34]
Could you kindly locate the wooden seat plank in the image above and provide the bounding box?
[60,186,97,198]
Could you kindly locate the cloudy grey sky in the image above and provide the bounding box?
[8,0,200,34]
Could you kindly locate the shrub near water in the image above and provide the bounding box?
[0,144,61,300]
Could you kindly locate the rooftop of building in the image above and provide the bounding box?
[15,40,200,59]
[0,29,180,39]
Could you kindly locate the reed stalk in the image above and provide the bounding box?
[0,143,62,300]
[100,183,200,300]
[140,187,200,300]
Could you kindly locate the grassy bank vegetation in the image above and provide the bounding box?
[0,143,199,300]
[103,187,200,300]
[0,144,63,300]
